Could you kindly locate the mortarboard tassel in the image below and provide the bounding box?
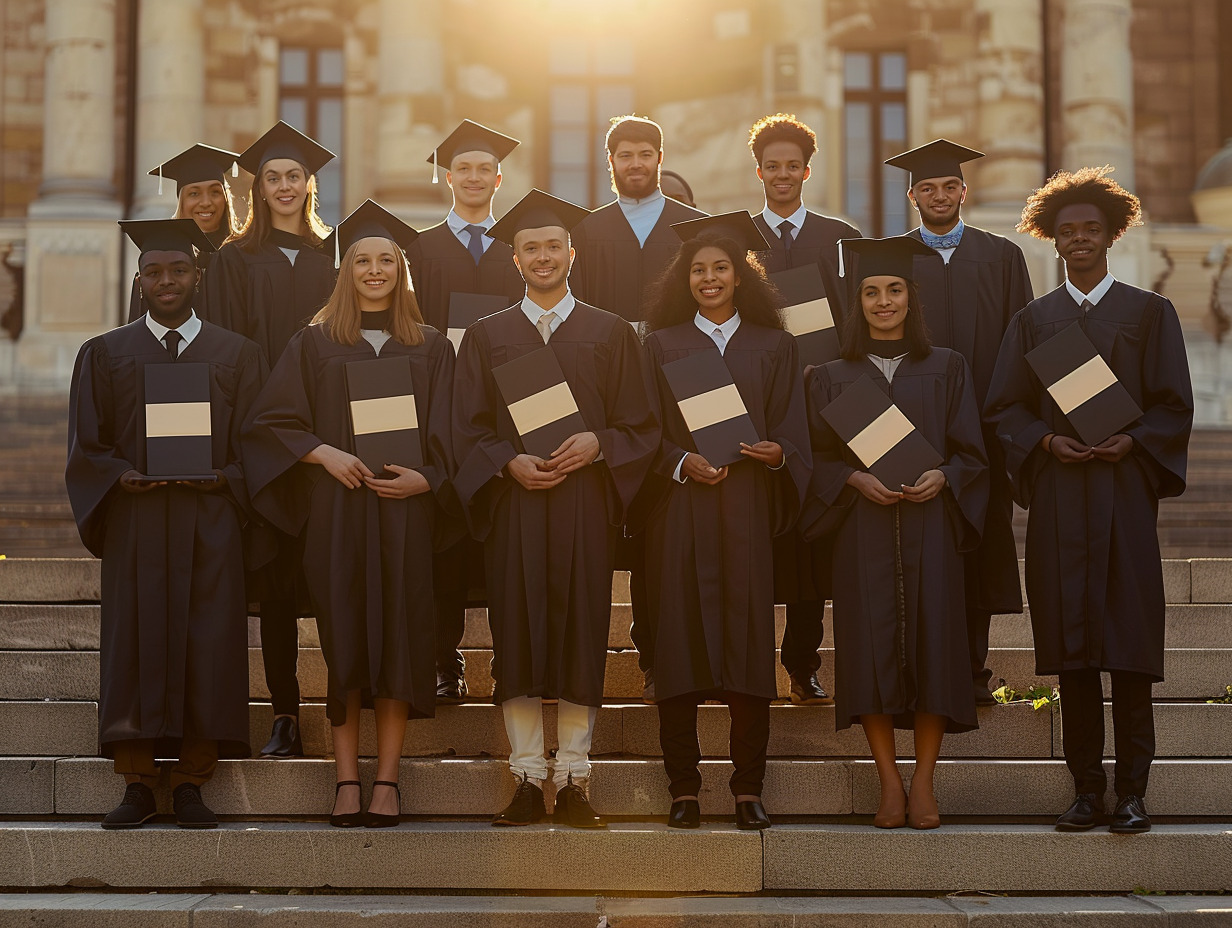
[334,230,341,270]
[232,162,239,178]
[432,149,439,184]
[837,239,845,278]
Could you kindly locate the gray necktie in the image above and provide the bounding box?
[712,326,726,354]
[1081,299,1094,313]
[537,311,557,344]
[465,224,486,265]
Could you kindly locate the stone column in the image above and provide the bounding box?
[18,0,123,388]
[373,0,447,227]
[966,0,1052,296]
[132,0,206,220]
[773,2,837,211]
[1060,0,1135,186]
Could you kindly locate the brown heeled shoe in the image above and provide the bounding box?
[873,788,908,828]
[907,786,941,830]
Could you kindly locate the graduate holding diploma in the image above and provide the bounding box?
[242,201,456,828]
[803,236,989,830]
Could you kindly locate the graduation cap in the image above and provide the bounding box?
[447,292,511,352]
[838,236,936,282]
[670,211,771,252]
[820,374,943,489]
[769,264,838,369]
[119,218,216,259]
[144,362,216,481]
[661,350,760,469]
[427,119,520,185]
[1025,321,1143,446]
[323,199,420,268]
[147,143,239,197]
[487,189,590,246]
[491,346,588,459]
[237,121,335,177]
[346,356,423,476]
[884,139,983,186]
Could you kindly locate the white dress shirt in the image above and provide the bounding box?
[1065,272,1115,309]
[761,203,807,243]
[519,289,576,336]
[673,312,744,482]
[145,310,202,353]
[446,209,495,254]
[617,189,666,247]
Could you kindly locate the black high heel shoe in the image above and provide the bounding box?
[329,780,365,828]
[365,780,402,828]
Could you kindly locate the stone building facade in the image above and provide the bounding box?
[1,0,1230,420]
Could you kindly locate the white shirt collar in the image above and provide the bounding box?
[1065,272,1116,308]
[617,189,665,209]
[145,310,202,349]
[761,203,807,234]
[520,288,577,332]
[446,209,495,234]
[694,310,741,354]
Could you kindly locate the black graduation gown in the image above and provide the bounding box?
[905,225,1032,615]
[569,198,707,322]
[983,283,1193,680]
[452,303,659,706]
[126,227,229,325]
[203,231,336,602]
[404,221,525,334]
[640,322,812,702]
[754,210,861,605]
[65,318,264,758]
[804,349,988,733]
[241,324,456,723]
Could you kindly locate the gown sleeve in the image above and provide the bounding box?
[938,350,990,553]
[798,363,859,541]
[593,320,660,522]
[1122,295,1193,501]
[201,244,250,341]
[240,328,324,536]
[763,331,813,536]
[218,339,268,521]
[983,307,1053,508]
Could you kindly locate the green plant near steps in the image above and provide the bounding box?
[992,680,1059,711]
[1208,684,1232,705]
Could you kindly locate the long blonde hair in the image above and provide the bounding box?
[174,180,241,239]
[232,171,332,252]
[312,239,425,346]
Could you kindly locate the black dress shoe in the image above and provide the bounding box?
[101,782,157,830]
[552,776,605,828]
[1109,794,1151,834]
[1054,792,1105,831]
[492,774,546,826]
[789,672,833,706]
[172,783,218,829]
[435,672,468,704]
[329,780,365,828]
[364,779,401,828]
[974,679,998,706]
[667,798,700,829]
[260,716,303,758]
[735,798,771,830]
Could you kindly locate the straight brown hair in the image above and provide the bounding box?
[312,239,425,347]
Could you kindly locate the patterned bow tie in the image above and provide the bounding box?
[921,228,963,250]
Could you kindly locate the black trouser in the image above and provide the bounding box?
[260,598,300,717]
[967,608,993,688]
[622,534,654,675]
[433,539,468,679]
[1059,668,1155,798]
[780,600,823,678]
[658,691,772,799]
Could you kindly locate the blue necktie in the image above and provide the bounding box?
[465,224,486,265]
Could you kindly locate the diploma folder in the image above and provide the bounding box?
[661,350,760,469]
[143,362,215,480]
[345,356,423,475]
[491,347,587,460]
[447,293,510,353]
[770,264,838,369]
[820,374,943,489]
[1024,321,1143,446]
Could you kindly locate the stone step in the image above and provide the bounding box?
[2,893,1229,928]
[1,821,1230,894]
[3,699,1230,762]
[4,557,1228,605]
[3,645,1228,704]
[6,601,1230,653]
[8,755,1230,819]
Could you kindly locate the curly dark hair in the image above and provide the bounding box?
[839,279,932,361]
[644,233,784,333]
[748,113,818,166]
[1017,165,1143,242]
